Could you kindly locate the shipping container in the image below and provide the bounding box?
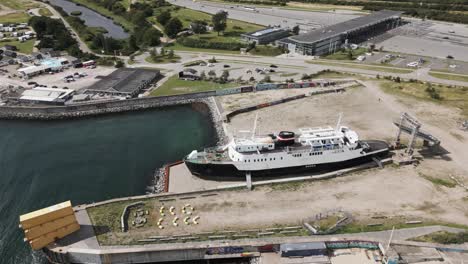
[29,222,80,250]
[20,201,74,229]
[24,214,77,241]
[280,242,327,257]
[240,86,253,93]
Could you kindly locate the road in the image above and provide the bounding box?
[167,0,360,31]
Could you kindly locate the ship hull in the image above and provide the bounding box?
[185,140,389,179]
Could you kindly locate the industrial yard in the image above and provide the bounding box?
[83,79,468,248]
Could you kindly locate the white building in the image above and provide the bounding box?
[17,65,51,79]
[20,87,75,105]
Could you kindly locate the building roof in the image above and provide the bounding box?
[243,27,288,38]
[85,68,160,94]
[290,10,402,44]
[20,88,74,102]
[18,65,50,75]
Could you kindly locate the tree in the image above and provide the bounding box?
[115,60,124,68]
[347,49,353,60]
[164,18,183,38]
[261,75,272,83]
[200,71,206,80]
[292,25,300,35]
[221,70,229,81]
[208,70,216,79]
[168,49,175,59]
[128,34,138,52]
[249,76,255,82]
[142,28,162,47]
[212,11,228,36]
[208,56,217,63]
[191,20,207,34]
[150,48,158,60]
[157,10,172,26]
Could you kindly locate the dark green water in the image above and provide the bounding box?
[0,106,216,264]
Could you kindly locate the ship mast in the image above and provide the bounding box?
[251,113,258,140]
[335,112,343,132]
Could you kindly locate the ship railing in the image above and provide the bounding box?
[286,144,343,154]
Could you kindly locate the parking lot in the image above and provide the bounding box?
[0,65,116,92]
[182,61,305,83]
[350,50,468,75]
[373,19,468,63]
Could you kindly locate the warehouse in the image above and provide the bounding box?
[84,68,160,98]
[278,10,402,56]
[241,27,290,45]
[19,87,75,105]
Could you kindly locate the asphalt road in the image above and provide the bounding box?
[167,0,360,32]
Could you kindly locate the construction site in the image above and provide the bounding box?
[20,78,468,264]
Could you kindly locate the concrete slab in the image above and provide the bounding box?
[168,163,244,193]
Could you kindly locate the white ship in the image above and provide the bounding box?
[184,117,389,178]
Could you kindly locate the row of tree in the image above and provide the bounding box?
[29,16,97,60]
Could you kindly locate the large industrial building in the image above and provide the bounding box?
[278,10,403,56]
[84,68,160,98]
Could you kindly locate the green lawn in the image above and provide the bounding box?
[411,231,468,244]
[429,71,468,83]
[0,12,30,23]
[144,54,181,64]
[151,6,263,50]
[0,0,38,10]
[151,75,239,96]
[0,39,34,54]
[167,42,241,54]
[38,8,53,17]
[380,80,468,118]
[324,47,367,60]
[248,45,284,56]
[68,0,133,31]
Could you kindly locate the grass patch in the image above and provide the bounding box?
[248,45,284,56]
[279,72,298,77]
[324,48,367,61]
[152,6,262,51]
[420,173,457,188]
[145,54,181,64]
[429,71,468,83]
[307,60,413,74]
[411,231,468,244]
[151,75,239,96]
[0,39,34,54]
[0,0,38,10]
[87,201,131,245]
[379,80,468,118]
[38,8,53,17]
[167,42,241,54]
[68,0,133,31]
[0,12,30,23]
[338,217,468,234]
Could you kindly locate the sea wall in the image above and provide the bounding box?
[0,92,216,120]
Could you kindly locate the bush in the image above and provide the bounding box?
[70,11,82,16]
[177,37,246,51]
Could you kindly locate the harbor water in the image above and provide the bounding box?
[0,106,216,264]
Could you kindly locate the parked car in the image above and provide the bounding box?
[270,64,278,68]
[207,63,214,67]
[27,81,37,86]
[223,64,230,68]
[269,69,275,73]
